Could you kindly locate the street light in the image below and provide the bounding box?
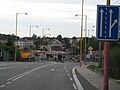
[88,26,95,37]
[79,0,84,66]
[43,28,50,37]
[29,25,38,61]
[40,28,50,60]
[42,28,50,50]
[15,13,28,62]
[29,25,39,37]
[44,34,51,49]
[88,25,95,49]
[75,14,87,65]
[45,34,51,37]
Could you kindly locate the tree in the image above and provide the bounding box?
[63,38,71,50]
[35,37,41,50]
[57,35,63,42]
[110,39,120,48]
[5,38,14,47]
[70,36,79,55]
[32,34,37,50]
[109,47,120,79]
[89,36,99,51]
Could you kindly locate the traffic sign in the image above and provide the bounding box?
[88,46,93,51]
[96,5,120,41]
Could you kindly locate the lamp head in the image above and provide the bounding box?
[75,14,79,17]
[25,13,28,15]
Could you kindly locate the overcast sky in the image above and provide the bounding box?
[0,0,119,38]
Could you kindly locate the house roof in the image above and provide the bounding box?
[48,39,64,45]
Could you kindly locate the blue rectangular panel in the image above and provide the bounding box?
[96,5,120,41]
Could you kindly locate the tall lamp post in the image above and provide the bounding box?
[15,13,28,62]
[103,0,110,90]
[42,28,50,50]
[88,28,94,47]
[45,34,51,37]
[80,0,84,66]
[44,34,51,49]
[29,25,38,61]
[84,15,87,65]
[29,25,38,37]
[75,14,87,65]
[43,28,50,38]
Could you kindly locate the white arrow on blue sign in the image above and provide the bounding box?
[96,5,120,41]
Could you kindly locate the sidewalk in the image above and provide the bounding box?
[76,64,120,90]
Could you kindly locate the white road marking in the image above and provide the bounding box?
[51,69,55,71]
[68,74,70,76]
[72,66,84,90]
[7,71,29,81]
[7,63,54,82]
[64,66,67,72]
[64,64,69,73]
[24,66,28,68]
[0,85,5,88]
[64,64,79,90]
[73,83,77,90]
[0,67,13,70]
[7,82,11,84]
[69,77,73,81]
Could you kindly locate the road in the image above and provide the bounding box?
[0,61,97,90]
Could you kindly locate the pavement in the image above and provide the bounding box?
[76,64,120,90]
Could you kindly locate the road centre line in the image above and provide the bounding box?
[6,82,11,84]
[0,85,5,88]
[64,65,68,72]
[64,64,78,90]
[64,64,70,75]
[7,63,55,82]
[11,66,47,81]
[7,70,31,81]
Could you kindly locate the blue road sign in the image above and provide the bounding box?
[96,5,120,41]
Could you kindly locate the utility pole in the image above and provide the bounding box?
[99,41,102,68]
[80,0,84,66]
[103,0,110,90]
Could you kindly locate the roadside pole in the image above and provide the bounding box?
[97,0,119,89]
[80,0,84,67]
[104,41,110,90]
[103,1,110,90]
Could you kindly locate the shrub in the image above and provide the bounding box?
[109,47,120,79]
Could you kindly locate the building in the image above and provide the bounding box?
[0,40,6,44]
[14,39,34,50]
[47,39,64,51]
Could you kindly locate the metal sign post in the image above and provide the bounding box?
[96,0,120,90]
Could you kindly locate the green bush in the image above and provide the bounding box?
[109,47,120,79]
[88,65,103,74]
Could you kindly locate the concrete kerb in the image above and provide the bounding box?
[75,65,102,90]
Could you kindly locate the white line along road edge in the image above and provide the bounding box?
[72,66,84,90]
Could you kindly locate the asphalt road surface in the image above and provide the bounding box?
[0,61,97,90]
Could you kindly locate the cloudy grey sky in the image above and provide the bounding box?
[0,0,119,38]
